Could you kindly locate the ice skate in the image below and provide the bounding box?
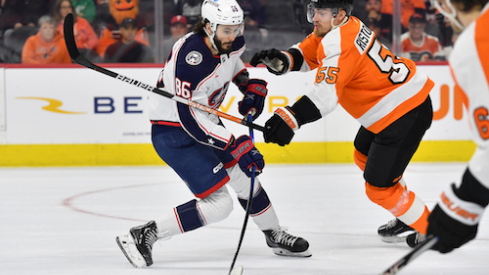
[263,227,311,257]
[116,220,158,268]
[406,231,426,247]
[378,218,415,243]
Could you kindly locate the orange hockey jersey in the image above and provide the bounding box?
[401,32,444,61]
[21,32,71,64]
[293,16,434,134]
[381,0,426,28]
[56,16,98,51]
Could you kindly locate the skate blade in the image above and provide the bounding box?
[229,266,244,275]
[116,234,147,268]
[380,235,408,243]
[272,248,312,257]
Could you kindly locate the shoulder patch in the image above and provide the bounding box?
[186,51,203,66]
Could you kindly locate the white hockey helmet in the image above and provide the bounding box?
[201,0,244,38]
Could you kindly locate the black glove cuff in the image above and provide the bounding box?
[287,48,304,72]
[233,70,250,89]
[290,96,322,127]
[456,168,489,207]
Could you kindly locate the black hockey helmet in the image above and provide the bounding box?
[307,0,354,22]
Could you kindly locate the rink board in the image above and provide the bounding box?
[0,64,476,166]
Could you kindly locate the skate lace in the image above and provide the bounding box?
[272,229,298,247]
[385,219,399,229]
[144,227,158,250]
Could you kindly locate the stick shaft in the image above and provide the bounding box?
[380,235,438,275]
[228,115,256,275]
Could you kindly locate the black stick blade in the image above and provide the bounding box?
[63,13,80,61]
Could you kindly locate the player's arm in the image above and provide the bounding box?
[263,95,322,146]
[263,34,352,146]
[233,62,268,120]
[262,78,339,146]
[250,32,322,75]
[249,47,302,75]
[427,168,489,253]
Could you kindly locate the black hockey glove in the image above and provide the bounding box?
[264,106,298,146]
[427,183,485,253]
[230,135,264,177]
[238,79,268,120]
[250,48,291,75]
[264,96,322,146]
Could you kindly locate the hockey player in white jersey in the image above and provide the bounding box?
[426,0,489,253]
[115,0,311,268]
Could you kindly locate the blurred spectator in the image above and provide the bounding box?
[352,0,369,23]
[163,15,189,60]
[401,13,444,61]
[365,0,393,42]
[94,0,111,27]
[93,0,149,58]
[369,18,392,49]
[21,15,71,64]
[103,17,153,63]
[72,0,97,23]
[0,0,51,38]
[238,0,267,29]
[173,0,201,27]
[381,0,426,30]
[52,0,98,57]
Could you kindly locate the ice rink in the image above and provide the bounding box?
[1,163,488,275]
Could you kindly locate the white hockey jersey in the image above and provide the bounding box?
[449,3,489,150]
[449,3,489,189]
[149,32,246,150]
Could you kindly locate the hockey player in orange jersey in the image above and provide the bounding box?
[251,0,435,247]
[426,0,489,253]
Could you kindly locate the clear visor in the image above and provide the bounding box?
[307,4,333,23]
[430,0,465,30]
[215,23,245,38]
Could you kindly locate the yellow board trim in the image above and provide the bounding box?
[0,140,476,167]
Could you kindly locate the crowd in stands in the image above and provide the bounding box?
[0,0,457,64]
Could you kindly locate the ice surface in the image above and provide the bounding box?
[1,163,488,274]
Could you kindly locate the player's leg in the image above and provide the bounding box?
[354,128,414,241]
[224,163,311,257]
[361,96,433,245]
[116,125,235,267]
[116,186,234,268]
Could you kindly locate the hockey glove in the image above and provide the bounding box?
[264,106,299,146]
[230,135,264,177]
[427,183,485,253]
[264,96,322,146]
[238,79,268,120]
[250,48,291,75]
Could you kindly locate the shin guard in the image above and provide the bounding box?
[366,182,430,234]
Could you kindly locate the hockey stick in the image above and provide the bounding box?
[62,13,265,132]
[229,114,256,275]
[379,235,438,275]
